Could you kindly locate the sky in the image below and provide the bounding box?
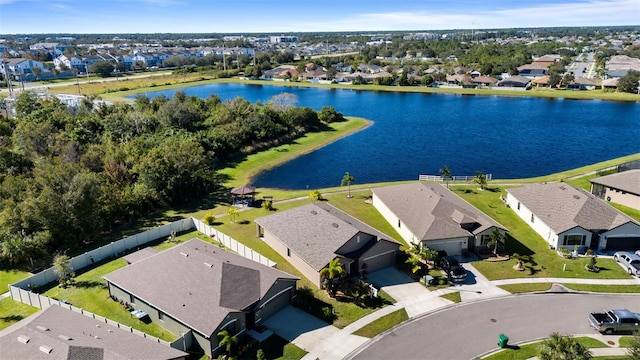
[0,0,638,35]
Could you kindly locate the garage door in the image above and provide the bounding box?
[258,288,293,322]
[362,251,396,273]
[424,240,464,256]
[605,237,640,251]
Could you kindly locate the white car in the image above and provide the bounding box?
[613,251,640,276]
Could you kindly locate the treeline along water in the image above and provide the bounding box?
[135,83,640,189]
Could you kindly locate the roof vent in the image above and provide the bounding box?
[559,186,566,190]
[39,345,53,354]
[36,325,50,332]
[204,262,213,268]
[17,335,30,344]
[57,335,72,341]
[180,252,189,257]
[331,223,339,228]
[311,210,317,215]
[573,195,580,199]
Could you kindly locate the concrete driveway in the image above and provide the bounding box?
[263,305,339,352]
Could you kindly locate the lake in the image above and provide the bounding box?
[135,83,640,189]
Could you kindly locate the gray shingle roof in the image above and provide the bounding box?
[255,203,399,271]
[103,239,297,337]
[372,183,507,241]
[507,183,639,233]
[0,304,186,360]
[122,247,158,264]
[590,169,640,196]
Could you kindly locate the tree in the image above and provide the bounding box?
[53,253,72,287]
[320,257,343,297]
[617,70,640,94]
[32,67,42,80]
[341,172,355,198]
[226,207,239,223]
[217,329,238,358]
[423,247,440,269]
[309,189,323,202]
[203,213,215,225]
[628,333,640,360]
[538,332,592,360]
[487,228,504,255]
[473,171,488,190]
[88,61,116,78]
[267,93,298,111]
[439,166,452,189]
[318,106,345,123]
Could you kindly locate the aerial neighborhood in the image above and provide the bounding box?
[1,25,640,360]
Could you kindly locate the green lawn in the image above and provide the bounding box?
[0,269,30,294]
[351,308,408,338]
[498,283,552,293]
[0,297,39,330]
[453,186,631,280]
[440,291,461,303]
[562,284,640,293]
[484,337,609,360]
[40,258,176,342]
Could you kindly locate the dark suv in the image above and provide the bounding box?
[440,256,467,283]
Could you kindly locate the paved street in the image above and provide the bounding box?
[350,293,640,360]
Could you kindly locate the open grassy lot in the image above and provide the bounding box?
[0,297,38,330]
[0,269,30,294]
[453,186,631,280]
[40,258,176,341]
[352,308,409,338]
[484,336,609,360]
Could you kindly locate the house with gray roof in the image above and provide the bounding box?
[255,203,401,288]
[590,169,640,212]
[506,183,640,252]
[0,304,187,360]
[103,238,298,358]
[372,183,507,256]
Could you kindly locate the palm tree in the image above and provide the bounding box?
[226,207,238,223]
[439,166,452,189]
[539,332,591,360]
[628,333,640,360]
[217,329,238,359]
[486,228,504,255]
[341,172,355,198]
[423,247,440,269]
[473,171,488,190]
[53,253,72,287]
[320,257,344,297]
[351,280,371,304]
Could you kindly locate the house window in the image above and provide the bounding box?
[564,234,585,246]
[398,219,401,228]
[530,214,534,223]
[287,248,291,257]
[159,312,164,321]
[517,202,520,210]
[481,234,491,246]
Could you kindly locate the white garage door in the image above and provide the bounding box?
[424,240,463,256]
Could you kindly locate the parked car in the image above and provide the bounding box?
[613,251,640,276]
[589,308,640,334]
[440,256,467,282]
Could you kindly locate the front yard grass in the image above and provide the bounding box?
[453,186,631,280]
[484,336,608,360]
[562,284,640,293]
[439,291,461,303]
[0,269,30,294]
[498,283,552,293]
[351,308,408,338]
[40,258,176,342]
[0,297,38,330]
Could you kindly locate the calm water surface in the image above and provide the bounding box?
[136,83,640,189]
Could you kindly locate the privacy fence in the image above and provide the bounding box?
[8,217,275,351]
[419,173,492,182]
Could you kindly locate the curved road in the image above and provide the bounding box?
[351,293,640,360]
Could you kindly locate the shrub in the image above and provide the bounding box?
[256,349,266,360]
[203,213,216,225]
[261,200,273,211]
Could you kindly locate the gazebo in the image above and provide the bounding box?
[230,185,256,206]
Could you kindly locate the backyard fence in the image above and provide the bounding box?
[419,173,492,182]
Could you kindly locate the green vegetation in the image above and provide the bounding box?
[485,337,608,360]
[498,283,552,293]
[440,291,461,303]
[0,269,30,294]
[0,298,38,330]
[352,308,409,338]
[562,284,640,293]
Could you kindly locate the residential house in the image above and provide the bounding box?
[590,169,640,211]
[532,75,551,87]
[471,75,498,88]
[602,78,619,89]
[567,77,596,90]
[255,203,401,287]
[262,65,297,79]
[0,58,49,79]
[532,54,562,67]
[506,183,640,252]
[0,304,187,360]
[517,63,548,78]
[496,75,531,88]
[372,183,507,256]
[103,239,298,358]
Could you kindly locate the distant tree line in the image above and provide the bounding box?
[0,91,344,266]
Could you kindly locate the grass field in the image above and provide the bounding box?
[0,269,30,294]
[484,336,609,360]
[351,308,409,338]
[0,298,38,330]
